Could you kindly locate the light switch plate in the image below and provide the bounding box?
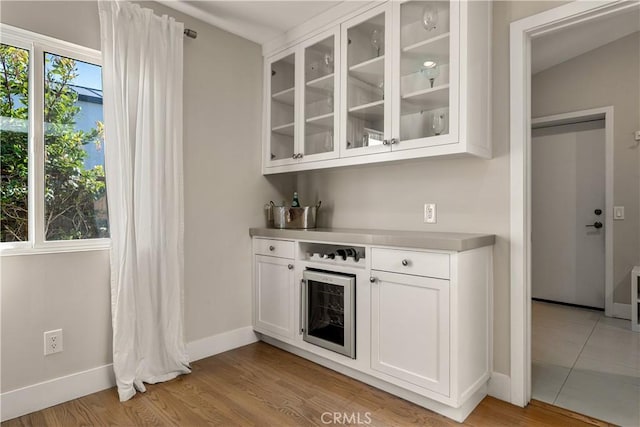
[614,206,625,220]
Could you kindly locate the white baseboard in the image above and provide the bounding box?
[1,326,258,422]
[186,326,259,362]
[487,371,511,403]
[0,364,116,422]
[613,303,631,320]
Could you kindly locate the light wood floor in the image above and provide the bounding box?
[3,342,614,426]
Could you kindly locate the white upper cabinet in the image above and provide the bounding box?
[392,0,459,151]
[301,28,341,163]
[341,3,392,158]
[262,0,491,174]
[265,47,297,166]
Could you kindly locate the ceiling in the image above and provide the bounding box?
[531,5,640,74]
[158,0,343,45]
[160,1,639,68]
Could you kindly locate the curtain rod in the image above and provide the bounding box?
[183,28,197,39]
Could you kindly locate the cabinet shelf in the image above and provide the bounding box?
[348,100,384,121]
[349,56,385,87]
[305,112,334,134]
[401,33,450,76]
[307,73,334,90]
[401,85,449,114]
[272,87,295,105]
[271,122,295,136]
[306,74,334,103]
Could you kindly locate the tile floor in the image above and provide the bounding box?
[532,301,640,426]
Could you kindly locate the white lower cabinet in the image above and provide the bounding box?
[370,270,450,395]
[251,235,493,422]
[254,251,295,340]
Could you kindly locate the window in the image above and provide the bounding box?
[0,26,109,253]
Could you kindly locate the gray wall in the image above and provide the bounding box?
[532,32,640,304]
[0,1,290,392]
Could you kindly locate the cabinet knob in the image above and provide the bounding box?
[401,259,409,266]
[369,277,376,283]
[382,139,390,146]
[269,245,275,251]
[292,154,297,159]
[391,138,398,145]
[288,264,294,270]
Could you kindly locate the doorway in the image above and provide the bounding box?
[509,0,640,415]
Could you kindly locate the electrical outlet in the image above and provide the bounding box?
[424,203,437,224]
[44,329,63,355]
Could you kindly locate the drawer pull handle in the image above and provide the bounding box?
[269,245,275,251]
[288,264,294,270]
[402,259,409,266]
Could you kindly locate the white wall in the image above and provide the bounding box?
[0,0,291,394]
[532,32,640,304]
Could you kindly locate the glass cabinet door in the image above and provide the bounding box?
[395,0,457,149]
[268,51,296,164]
[301,30,340,162]
[341,4,392,157]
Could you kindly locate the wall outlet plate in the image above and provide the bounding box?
[424,203,437,224]
[44,329,63,355]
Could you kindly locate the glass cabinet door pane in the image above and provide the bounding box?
[399,1,450,141]
[270,54,295,161]
[304,36,335,156]
[345,13,386,151]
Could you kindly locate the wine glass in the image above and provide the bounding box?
[324,132,333,151]
[432,112,446,136]
[327,94,334,112]
[422,3,439,31]
[370,29,383,57]
[323,52,334,73]
[422,61,440,88]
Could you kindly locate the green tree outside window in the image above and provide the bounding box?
[0,44,108,242]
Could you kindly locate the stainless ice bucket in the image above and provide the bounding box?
[272,201,321,229]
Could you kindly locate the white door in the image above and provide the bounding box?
[254,255,295,338]
[370,270,450,395]
[532,120,605,308]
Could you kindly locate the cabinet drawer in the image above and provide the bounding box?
[371,248,449,279]
[254,238,295,259]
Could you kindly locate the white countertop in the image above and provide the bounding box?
[249,227,495,252]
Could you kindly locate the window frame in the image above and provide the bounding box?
[1,24,110,256]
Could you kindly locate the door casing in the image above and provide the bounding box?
[509,0,635,407]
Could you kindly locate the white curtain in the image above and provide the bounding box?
[98,0,191,402]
